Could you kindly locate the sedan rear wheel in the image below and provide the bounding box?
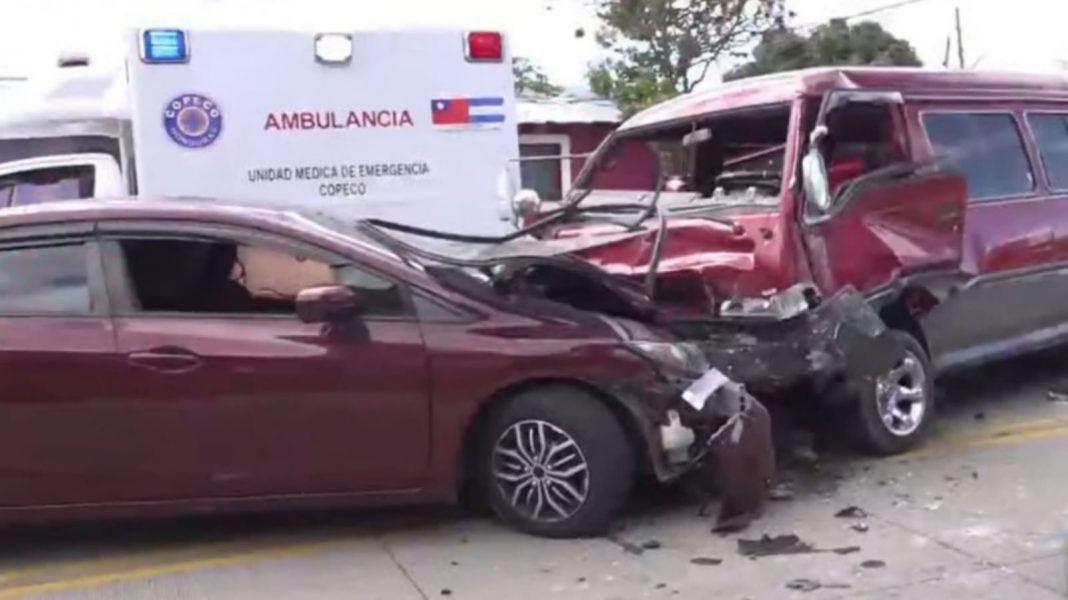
[480,386,633,538]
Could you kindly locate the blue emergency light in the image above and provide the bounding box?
[140,29,189,64]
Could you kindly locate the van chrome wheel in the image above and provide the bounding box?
[492,420,590,523]
[875,351,927,437]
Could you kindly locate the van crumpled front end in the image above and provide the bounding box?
[672,285,906,398]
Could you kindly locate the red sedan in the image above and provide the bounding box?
[0,200,771,537]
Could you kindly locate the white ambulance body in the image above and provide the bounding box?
[0,28,519,234]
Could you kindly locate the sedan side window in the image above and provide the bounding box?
[1026,113,1068,191]
[922,112,1035,201]
[0,243,91,315]
[335,264,408,317]
[116,238,407,318]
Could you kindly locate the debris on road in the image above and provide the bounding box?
[835,506,868,519]
[851,523,870,533]
[1047,390,1068,402]
[690,557,724,566]
[738,534,816,557]
[785,578,850,593]
[606,535,646,556]
[769,482,796,501]
[861,560,886,569]
[738,533,870,558]
[641,539,662,550]
[785,579,821,592]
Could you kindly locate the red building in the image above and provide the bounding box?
[518,96,654,200]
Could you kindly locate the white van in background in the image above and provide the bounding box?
[0,28,519,234]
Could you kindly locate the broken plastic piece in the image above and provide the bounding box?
[660,410,696,464]
[718,283,818,321]
[681,367,730,410]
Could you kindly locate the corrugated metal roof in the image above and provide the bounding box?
[518,96,621,125]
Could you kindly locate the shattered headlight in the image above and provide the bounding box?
[626,341,709,375]
[718,283,817,321]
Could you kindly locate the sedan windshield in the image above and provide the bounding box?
[570,103,791,209]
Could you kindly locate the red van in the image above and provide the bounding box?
[501,67,1068,454]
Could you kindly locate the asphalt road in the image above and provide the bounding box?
[2,351,1068,599]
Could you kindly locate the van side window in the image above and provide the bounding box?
[1026,113,1068,191]
[922,113,1034,201]
[823,103,907,194]
[0,166,95,208]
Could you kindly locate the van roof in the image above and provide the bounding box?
[621,67,1068,131]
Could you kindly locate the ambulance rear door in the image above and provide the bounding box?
[126,28,518,235]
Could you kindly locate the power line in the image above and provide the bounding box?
[842,0,936,20]
[794,0,939,31]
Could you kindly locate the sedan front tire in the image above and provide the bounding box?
[479,386,634,538]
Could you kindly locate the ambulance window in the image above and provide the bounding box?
[0,165,95,208]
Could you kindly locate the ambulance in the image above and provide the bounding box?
[0,28,520,234]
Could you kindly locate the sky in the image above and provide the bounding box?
[2,0,1068,90]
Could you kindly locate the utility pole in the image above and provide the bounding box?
[955,6,965,69]
[943,36,951,68]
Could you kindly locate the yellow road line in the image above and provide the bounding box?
[0,539,343,599]
[916,417,1068,457]
[0,540,270,585]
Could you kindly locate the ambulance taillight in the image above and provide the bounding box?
[465,32,503,62]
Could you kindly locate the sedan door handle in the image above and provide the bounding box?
[127,347,202,374]
[1025,228,1055,248]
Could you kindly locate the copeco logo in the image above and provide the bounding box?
[163,93,223,149]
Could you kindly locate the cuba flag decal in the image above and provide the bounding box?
[431,97,505,128]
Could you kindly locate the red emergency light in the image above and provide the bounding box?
[465,31,503,62]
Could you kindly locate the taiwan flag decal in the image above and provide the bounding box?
[431,97,506,128]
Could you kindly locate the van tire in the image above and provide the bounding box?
[478,386,634,538]
[854,331,934,455]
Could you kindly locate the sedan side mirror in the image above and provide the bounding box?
[802,126,832,212]
[296,285,362,324]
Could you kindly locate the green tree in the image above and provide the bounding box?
[513,57,563,97]
[587,0,787,115]
[725,19,922,82]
